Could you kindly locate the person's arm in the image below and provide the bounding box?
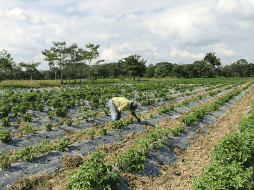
[130,111,141,122]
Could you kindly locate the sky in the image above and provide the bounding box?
[0,0,254,72]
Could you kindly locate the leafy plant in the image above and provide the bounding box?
[0,104,11,118]
[58,120,64,126]
[178,115,195,126]
[76,99,81,106]
[197,95,203,100]
[116,147,147,174]
[0,147,11,169]
[1,117,11,127]
[20,123,38,134]
[15,117,21,124]
[104,108,109,116]
[0,130,12,143]
[46,111,55,119]
[45,122,53,131]
[30,101,37,110]
[109,120,126,130]
[181,100,189,106]
[82,106,88,112]
[51,97,62,108]
[36,103,44,112]
[194,108,207,120]
[21,113,32,122]
[87,129,96,139]
[11,105,20,116]
[52,107,67,118]
[66,119,73,126]
[98,125,107,136]
[66,151,121,190]
[209,102,218,111]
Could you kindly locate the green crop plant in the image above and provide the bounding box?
[0,117,10,127]
[21,113,32,122]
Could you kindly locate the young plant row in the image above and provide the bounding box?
[138,82,234,107]
[83,79,248,132]
[0,80,248,161]
[0,79,245,143]
[185,96,254,189]
[0,80,252,189]
[0,78,241,119]
[0,79,229,128]
[0,78,247,146]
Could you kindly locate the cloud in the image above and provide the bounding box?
[0,0,253,72]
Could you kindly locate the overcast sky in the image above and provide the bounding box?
[0,0,253,72]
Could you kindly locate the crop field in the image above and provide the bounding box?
[0,77,254,189]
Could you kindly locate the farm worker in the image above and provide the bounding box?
[108,97,141,122]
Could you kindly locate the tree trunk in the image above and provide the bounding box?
[61,71,63,85]
[89,67,91,82]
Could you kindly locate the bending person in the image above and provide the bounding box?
[108,97,141,122]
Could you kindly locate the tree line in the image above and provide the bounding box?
[0,41,253,83]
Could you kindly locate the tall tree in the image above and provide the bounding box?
[235,59,248,77]
[135,59,147,78]
[62,63,74,83]
[0,49,16,80]
[247,63,254,77]
[154,62,173,76]
[144,64,156,78]
[91,59,105,80]
[62,43,102,83]
[221,65,233,77]
[183,64,194,78]
[170,64,184,78]
[154,67,167,78]
[77,43,103,82]
[116,60,128,77]
[107,62,120,78]
[41,41,73,85]
[202,52,222,78]
[192,61,206,78]
[98,63,113,78]
[0,57,7,79]
[10,62,23,80]
[214,66,223,77]
[121,54,147,80]
[229,59,248,77]
[19,61,41,80]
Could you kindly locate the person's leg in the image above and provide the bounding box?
[117,111,121,120]
[108,99,119,121]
